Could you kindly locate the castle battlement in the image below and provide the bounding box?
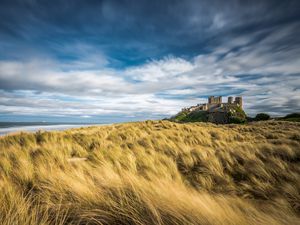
[182,96,243,112]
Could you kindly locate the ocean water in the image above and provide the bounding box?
[0,122,103,136]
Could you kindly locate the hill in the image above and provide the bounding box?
[171,104,247,123]
[170,110,209,122]
[0,121,300,224]
[278,113,300,122]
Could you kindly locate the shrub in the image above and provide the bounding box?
[229,116,246,124]
[35,130,46,144]
[255,113,271,121]
[246,116,255,122]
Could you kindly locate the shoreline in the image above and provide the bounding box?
[0,123,107,136]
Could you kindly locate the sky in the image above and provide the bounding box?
[0,0,300,123]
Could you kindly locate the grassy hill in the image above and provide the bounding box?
[0,121,300,225]
[278,113,300,122]
[171,110,208,122]
[171,105,247,123]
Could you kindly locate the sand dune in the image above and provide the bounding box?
[0,120,299,224]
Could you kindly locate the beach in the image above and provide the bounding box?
[0,124,103,136]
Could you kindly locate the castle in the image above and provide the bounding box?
[182,96,243,113]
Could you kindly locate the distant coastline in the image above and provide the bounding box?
[0,122,103,128]
[0,122,106,136]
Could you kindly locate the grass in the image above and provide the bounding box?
[0,120,300,224]
[171,110,208,122]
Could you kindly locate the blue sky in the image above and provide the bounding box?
[0,0,300,122]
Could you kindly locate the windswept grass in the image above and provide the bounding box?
[0,120,299,224]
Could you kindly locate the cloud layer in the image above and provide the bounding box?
[0,0,299,122]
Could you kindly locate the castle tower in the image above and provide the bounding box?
[208,96,214,104]
[234,97,243,107]
[228,96,233,104]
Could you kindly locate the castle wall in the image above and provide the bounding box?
[208,96,222,104]
[208,96,243,108]
[182,95,243,115]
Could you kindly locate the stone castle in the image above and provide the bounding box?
[182,96,243,113]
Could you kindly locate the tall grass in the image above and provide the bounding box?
[0,120,299,224]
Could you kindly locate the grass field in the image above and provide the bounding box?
[0,120,299,225]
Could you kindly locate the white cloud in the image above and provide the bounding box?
[0,23,300,119]
[125,57,195,82]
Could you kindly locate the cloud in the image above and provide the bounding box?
[125,57,194,82]
[0,0,299,121]
[0,21,299,119]
[1,1,300,62]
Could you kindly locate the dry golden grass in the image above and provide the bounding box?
[0,120,299,225]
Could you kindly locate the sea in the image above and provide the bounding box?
[0,122,104,136]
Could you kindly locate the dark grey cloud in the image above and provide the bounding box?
[1,0,300,63]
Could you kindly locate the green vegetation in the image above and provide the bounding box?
[227,105,247,123]
[279,113,300,122]
[228,116,245,124]
[0,121,299,224]
[172,105,247,124]
[255,113,271,121]
[171,110,208,122]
